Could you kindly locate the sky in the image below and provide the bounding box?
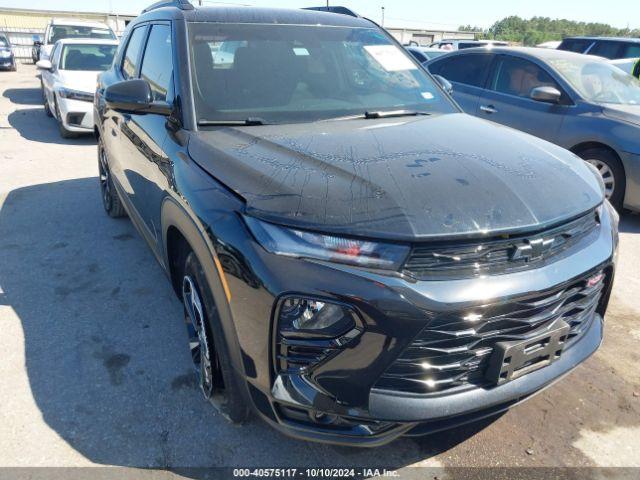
[0,0,638,31]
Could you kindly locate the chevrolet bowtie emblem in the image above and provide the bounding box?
[511,237,556,262]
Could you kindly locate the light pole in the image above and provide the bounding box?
[381,6,385,27]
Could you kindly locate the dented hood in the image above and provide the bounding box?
[188,113,602,241]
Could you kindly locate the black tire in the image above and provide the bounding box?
[577,147,625,211]
[54,98,77,139]
[98,139,127,218]
[182,251,249,423]
[42,82,52,117]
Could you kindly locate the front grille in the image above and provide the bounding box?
[403,211,599,280]
[374,269,608,395]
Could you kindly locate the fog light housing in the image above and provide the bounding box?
[273,297,363,375]
[278,297,357,340]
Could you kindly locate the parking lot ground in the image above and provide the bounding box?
[1,65,640,477]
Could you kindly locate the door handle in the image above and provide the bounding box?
[480,105,498,114]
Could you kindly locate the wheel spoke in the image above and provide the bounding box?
[586,159,615,200]
[183,275,216,399]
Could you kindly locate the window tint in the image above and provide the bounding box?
[429,54,493,88]
[588,41,623,59]
[408,49,427,63]
[558,39,593,53]
[122,26,147,79]
[491,56,559,98]
[48,25,116,44]
[140,24,173,102]
[459,42,484,49]
[189,23,455,124]
[622,43,640,59]
[61,44,117,71]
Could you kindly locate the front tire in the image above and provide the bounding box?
[578,147,625,211]
[182,252,249,423]
[42,82,52,117]
[54,98,77,139]
[98,140,126,218]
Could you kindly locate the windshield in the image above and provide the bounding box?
[49,25,116,44]
[60,44,117,71]
[548,56,640,105]
[0,36,8,48]
[189,23,456,124]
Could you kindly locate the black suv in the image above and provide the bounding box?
[558,36,640,60]
[95,0,618,446]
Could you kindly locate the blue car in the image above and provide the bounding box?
[0,34,17,71]
[426,47,640,211]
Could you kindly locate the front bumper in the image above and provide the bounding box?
[265,313,602,446]
[0,56,15,69]
[210,200,617,446]
[57,97,94,132]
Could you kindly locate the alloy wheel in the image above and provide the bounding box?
[586,159,615,200]
[98,147,112,210]
[182,275,223,399]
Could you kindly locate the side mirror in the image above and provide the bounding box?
[433,74,453,95]
[530,86,562,104]
[36,59,52,71]
[105,79,172,115]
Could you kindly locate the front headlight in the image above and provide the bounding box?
[0,50,11,58]
[244,216,410,270]
[58,88,94,102]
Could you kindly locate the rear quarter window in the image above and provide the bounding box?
[428,54,493,88]
[558,39,594,53]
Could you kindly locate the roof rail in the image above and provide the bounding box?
[142,0,194,13]
[303,6,360,18]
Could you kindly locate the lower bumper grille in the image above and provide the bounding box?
[374,269,608,395]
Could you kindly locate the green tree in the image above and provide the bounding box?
[484,15,638,46]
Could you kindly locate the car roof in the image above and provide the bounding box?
[136,5,373,28]
[561,36,640,43]
[55,38,119,46]
[49,18,113,29]
[441,45,609,63]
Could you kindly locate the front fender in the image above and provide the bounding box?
[160,196,247,380]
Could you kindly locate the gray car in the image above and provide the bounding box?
[426,47,640,211]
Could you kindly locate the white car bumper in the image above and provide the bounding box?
[58,97,94,132]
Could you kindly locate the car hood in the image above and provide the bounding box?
[602,104,640,127]
[56,70,102,93]
[188,113,603,241]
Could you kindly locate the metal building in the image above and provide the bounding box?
[0,7,136,61]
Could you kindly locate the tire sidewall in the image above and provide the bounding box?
[183,252,249,423]
[578,147,625,210]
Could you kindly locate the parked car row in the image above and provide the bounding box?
[84,1,619,448]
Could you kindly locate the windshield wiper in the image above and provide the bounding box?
[364,110,431,119]
[198,117,271,126]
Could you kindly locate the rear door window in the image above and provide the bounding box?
[428,54,493,88]
[122,26,148,79]
[588,41,624,59]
